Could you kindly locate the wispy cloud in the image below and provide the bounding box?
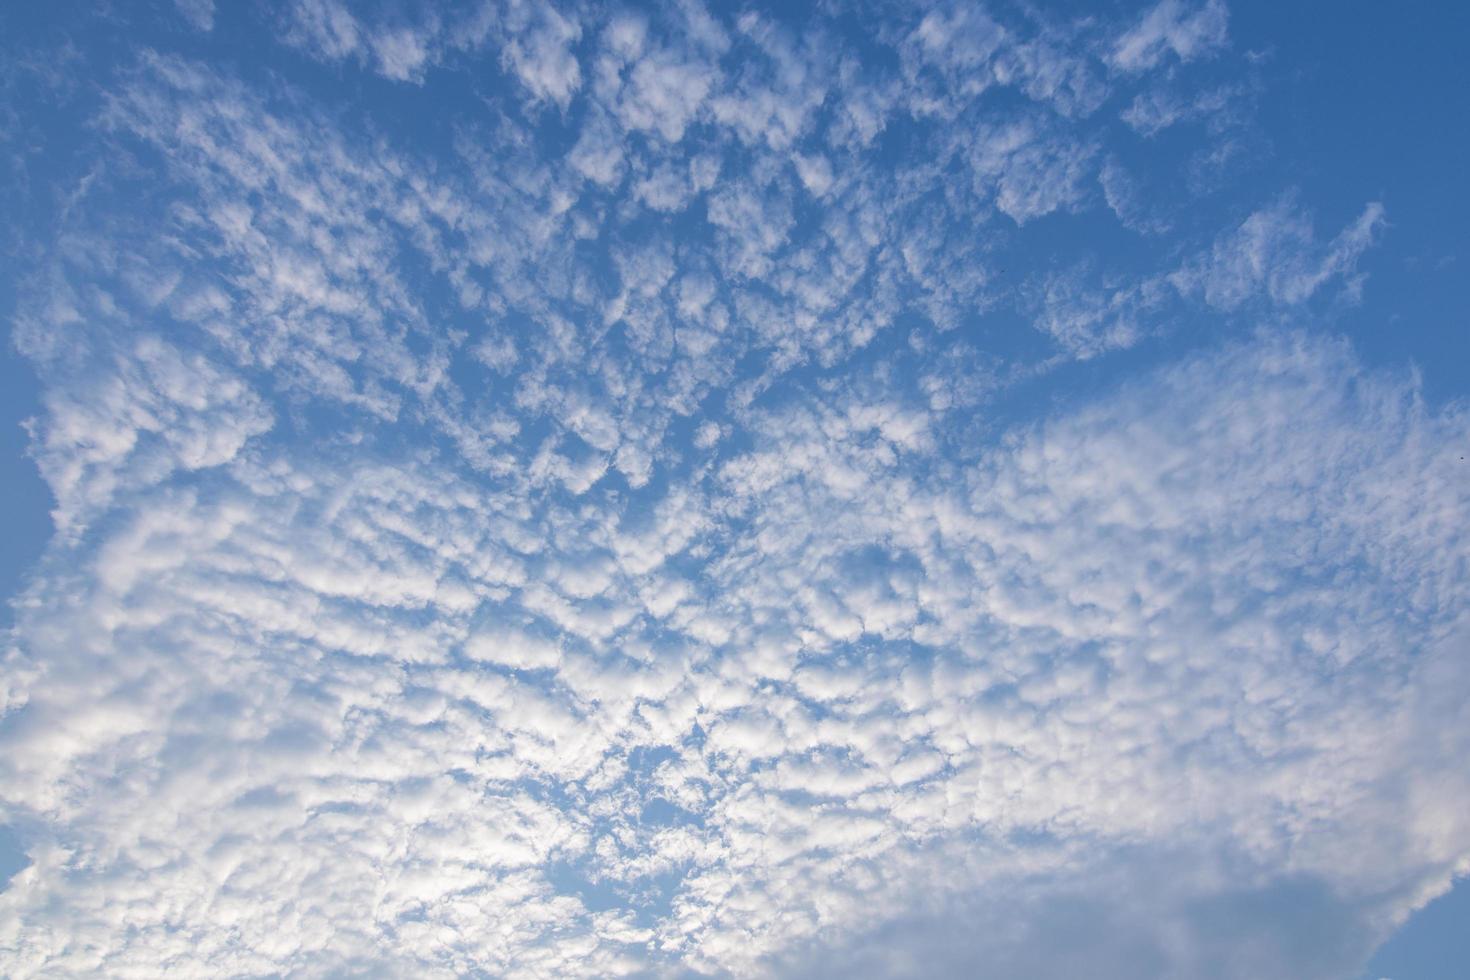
[1110,0,1230,74]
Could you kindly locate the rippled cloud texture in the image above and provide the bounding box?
[2,1,1467,977]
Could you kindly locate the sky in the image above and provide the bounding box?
[0,0,1467,977]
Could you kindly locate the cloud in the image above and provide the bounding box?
[280,0,363,64]
[773,848,1379,980]
[965,118,1098,224]
[0,3,1464,977]
[11,325,1463,977]
[173,0,215,32]
[1098,155,1171,234]
[1172,198,1387,310]
[1111,0,1230,74]
[1030,264,1154,358]
[275,0,582,90]
[500,0,583,107]
[1122,83,1247,136]
[609,43,715,142]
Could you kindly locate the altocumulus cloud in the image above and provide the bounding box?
[1,1,1467,977]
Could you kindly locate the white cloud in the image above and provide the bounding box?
[1122,82,1244,136]
[1172,198,1387,310]
[569,110,627,187]
[281,0,362,63]
[1111,0,1229,74]
[963,119,1097,224]
[1,4,1463,977]
[1031,266,1151,358]
[173,0,214,32]
[371,24,435,82]
[793,152,834,197]
[1098,155,1170,234]
[610,45,716,142]
[500,1,583,108]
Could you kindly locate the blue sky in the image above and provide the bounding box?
[1,1,1467,976]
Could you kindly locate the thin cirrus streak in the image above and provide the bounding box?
[0,0,1465,977]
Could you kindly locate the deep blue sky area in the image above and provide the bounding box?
[1234,0,1470,398]
[0,1,1466,976]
